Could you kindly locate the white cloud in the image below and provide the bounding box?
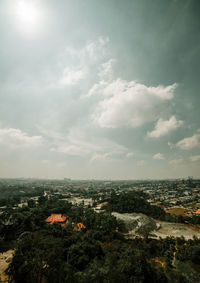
[91,79,177,128]
[60,68,85,86]
[148,116,183,138]
[90,151,123,162]
[98,59,115,81]
[189,155,200,162]
[169,158,183,166]
[51,144,90,156]
[85,36,109,60]
[168,141,175,149]
[57,36,110,90]
[176,133,200,150]
[0,128,43,148]
[62,37,109,63]
[86,80,107,97]
[153,153,165,160]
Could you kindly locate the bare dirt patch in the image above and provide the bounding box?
[112,212,158,236]
[0,250,14,283]
[166,207,187,216]
[112,212,200,240]
[153,221,200,240]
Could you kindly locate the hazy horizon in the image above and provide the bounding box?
[1,0,200,179]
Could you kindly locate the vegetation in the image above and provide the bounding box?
[0,183,200,282]
[107,191,166,220]
[106,191,200,224]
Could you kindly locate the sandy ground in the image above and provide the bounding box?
[0,250,14,283]
[152,220,200,240]
[113,212,200,240]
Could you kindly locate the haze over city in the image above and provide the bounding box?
[0,0,200,179]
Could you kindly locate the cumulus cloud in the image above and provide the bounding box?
[148,116,183,138]
[86,80,105,97]
[91,79,177,128]
[176,133,200,150]
[190,155,200,162]
[0,128,42,148]
[153,153,165,160]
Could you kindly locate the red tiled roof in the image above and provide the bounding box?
[46,214,67,224]
[75,222,86,231]
[195,209,200,214]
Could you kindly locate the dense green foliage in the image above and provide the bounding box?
[106,191,200,224]
[108,191,166,220]
[0,185,200,282]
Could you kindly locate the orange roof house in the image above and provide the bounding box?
[46,214,68,225]
[75,222,86,231]
[195,209,200,214]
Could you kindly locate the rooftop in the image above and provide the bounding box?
[46,214,67,224]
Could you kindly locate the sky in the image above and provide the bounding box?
[0,0,200,179]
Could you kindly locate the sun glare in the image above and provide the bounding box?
[14,1,43,37]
